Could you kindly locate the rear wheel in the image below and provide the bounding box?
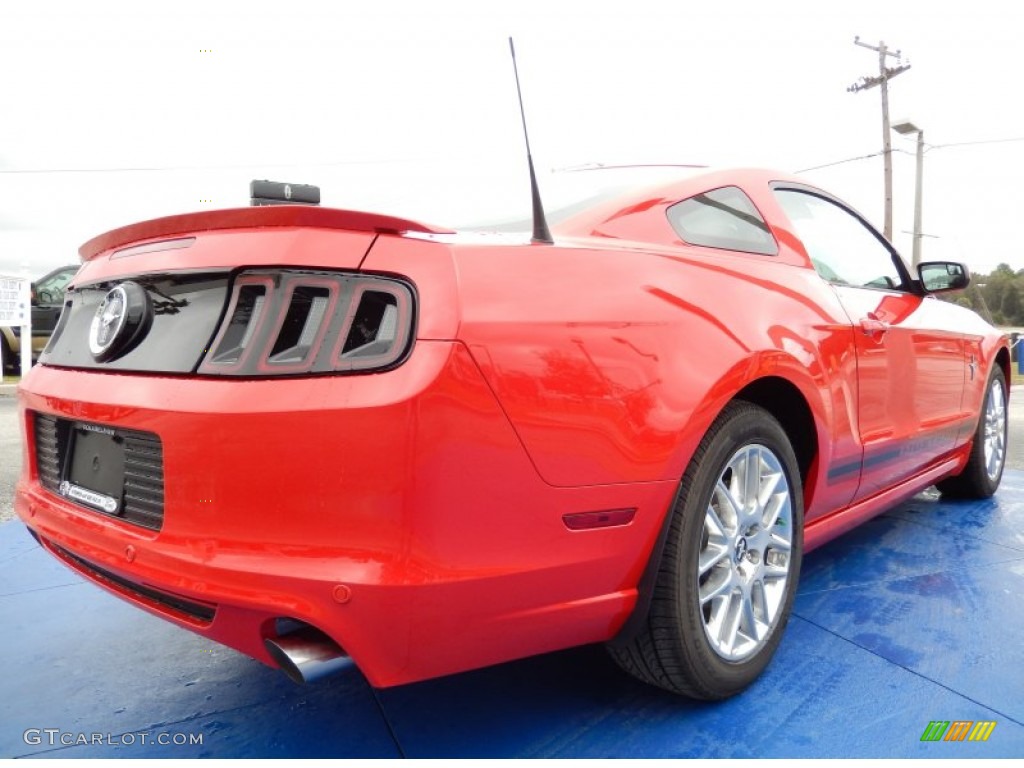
[937,366,1007,499]
[609,401,803,699]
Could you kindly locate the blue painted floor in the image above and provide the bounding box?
[3,474,1024,758]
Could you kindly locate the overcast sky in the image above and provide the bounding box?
[1,0,1022,277]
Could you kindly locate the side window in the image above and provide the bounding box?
[774,189,904,290]
[667,186,777,256]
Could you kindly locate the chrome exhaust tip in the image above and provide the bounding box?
[263,624,351,684]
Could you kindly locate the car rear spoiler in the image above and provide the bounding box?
[79,207,453,261]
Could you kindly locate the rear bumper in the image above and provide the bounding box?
[15,342,675,686]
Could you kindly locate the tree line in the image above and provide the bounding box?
[942,263,1023,328]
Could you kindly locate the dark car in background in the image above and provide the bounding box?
[0,265,78,374]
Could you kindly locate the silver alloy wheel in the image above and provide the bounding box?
[697,443,793,662]
[984,376,1007,481]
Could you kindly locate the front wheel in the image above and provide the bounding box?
[937,366,1007,499]
[609,401,804,699]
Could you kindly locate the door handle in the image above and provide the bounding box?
[860,313,890,339]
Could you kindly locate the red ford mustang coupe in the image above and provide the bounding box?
[14,167,1009,700]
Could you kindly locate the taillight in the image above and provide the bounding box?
[199,270,415,376]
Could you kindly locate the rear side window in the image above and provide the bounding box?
[667,186,777,255]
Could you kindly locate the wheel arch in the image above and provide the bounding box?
[733,376,818,492]
[996,344,1011,392]
[613,371,821,648]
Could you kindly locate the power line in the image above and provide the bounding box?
[795,150,887,174]
[6,137,1024,178]
[796,136,1024,175]
[0,164,252,175]
[0,158,420,176]
[927,136,1024,153]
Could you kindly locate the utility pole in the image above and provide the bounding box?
[847,37,911,242]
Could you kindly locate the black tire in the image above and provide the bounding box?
[609,401,804,699]
[0,334,19,376]
[937,366,1007,499]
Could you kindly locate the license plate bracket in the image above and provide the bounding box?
[64,425,125,515]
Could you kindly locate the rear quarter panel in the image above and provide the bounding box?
[954,300,1011,439]
[451,238,862,521]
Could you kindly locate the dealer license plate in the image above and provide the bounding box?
[59,423,125,515]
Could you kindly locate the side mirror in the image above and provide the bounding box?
[918,261,970,293]
[30,283,38,306]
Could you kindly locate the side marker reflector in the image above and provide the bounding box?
[562,508,637,531]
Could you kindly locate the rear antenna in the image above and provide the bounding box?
[509,37,553,245]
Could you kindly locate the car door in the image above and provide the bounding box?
[774,187,965,501]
